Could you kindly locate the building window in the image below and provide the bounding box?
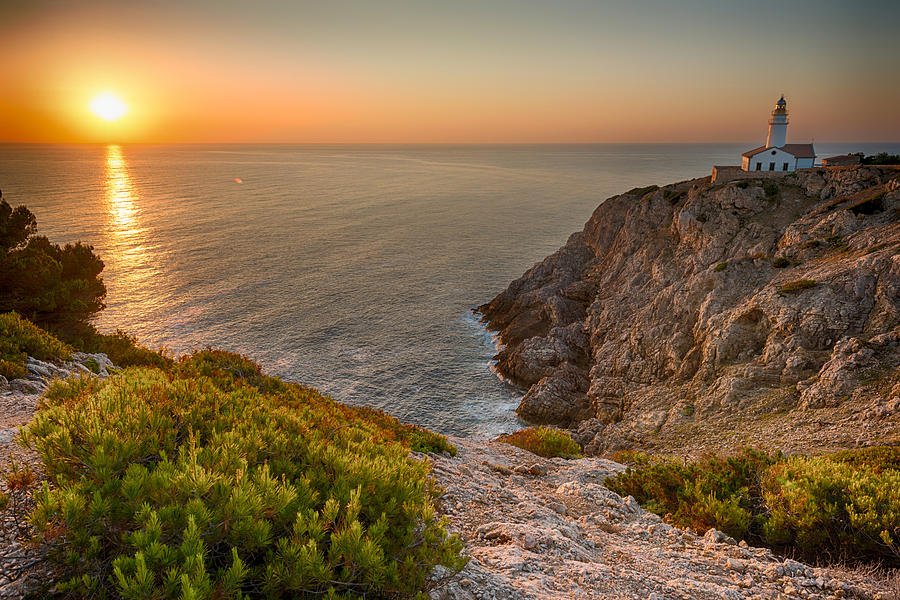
[769,162,775,171]
[771,150,777,155]
[755,163,762,171]
[783,162,789,171]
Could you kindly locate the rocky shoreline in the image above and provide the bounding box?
[478,166,900,457]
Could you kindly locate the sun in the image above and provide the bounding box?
[90,92,128,122]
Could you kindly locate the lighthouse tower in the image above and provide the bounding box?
[738,96,815,172]
[765,96,788,148]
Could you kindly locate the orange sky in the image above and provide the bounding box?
[1,0,898,144]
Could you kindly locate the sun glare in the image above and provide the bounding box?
[90,92,128,122]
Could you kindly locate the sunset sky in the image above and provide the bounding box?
[2,0,898,144]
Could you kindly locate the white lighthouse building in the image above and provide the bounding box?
[740,96,815,172]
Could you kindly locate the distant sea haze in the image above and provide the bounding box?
[1,142,897,436]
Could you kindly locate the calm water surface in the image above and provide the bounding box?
[1,143,897,435]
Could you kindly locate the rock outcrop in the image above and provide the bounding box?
[479,166,900,456]
[0,352,114,599]
[427,437,894,600]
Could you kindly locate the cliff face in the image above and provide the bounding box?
[479,167,900,456]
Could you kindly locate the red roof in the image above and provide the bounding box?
[741,145,767,158]
[781,144,816,158]
[741,144,815,159]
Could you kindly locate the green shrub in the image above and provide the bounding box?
[714,262,728,272]
[605,446,900,565]
[0,200,106,337]
[605,449,778,541]
[0,311,72,379]
[777,279,816,294]
[736,181,750,189]
[497,426,581,459]
[21,359,464,598]
[762,455,900,561]
[803,240,821,249]
[79,328,173,370]
[860,152,900,165]
[772,257,790,268]
[763,183,779,199]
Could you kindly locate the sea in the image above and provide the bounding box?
[1,142,897,437]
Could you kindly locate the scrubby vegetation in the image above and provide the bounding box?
[606,447,900,566]
[772,257,790,268]
[860,152,900,165]
[497,426,581,459]
[20,350,464,598]
[77,328,173,370]
[0,311,72,379]
[777,279,816,294]
[713,262,728,272]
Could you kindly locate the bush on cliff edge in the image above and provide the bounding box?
[497,426,582,459]
[21,351,464,599]
[0,311,72,379]
[605,447,900,566]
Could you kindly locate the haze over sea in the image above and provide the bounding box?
[1,143,897,436]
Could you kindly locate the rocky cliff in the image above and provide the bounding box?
[479,166,900,456]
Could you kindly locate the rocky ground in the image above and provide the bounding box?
[478,166,900,457]
[0,352,113,598]
[0,358,897,599]
[427,437,898,600]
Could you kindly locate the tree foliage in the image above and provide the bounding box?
[21,351,464,598]
[0,198,106,337]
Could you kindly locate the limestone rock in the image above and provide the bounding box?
[478,167,900,455]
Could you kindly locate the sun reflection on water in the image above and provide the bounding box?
[102,145,157,316]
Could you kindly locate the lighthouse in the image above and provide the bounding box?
[739,96,815,172]
[766,96,788,148]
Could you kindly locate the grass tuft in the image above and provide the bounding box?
[777,279,816,294]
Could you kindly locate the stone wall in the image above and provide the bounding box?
[710,165,797,184]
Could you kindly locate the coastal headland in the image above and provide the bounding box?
[478,166,900,457]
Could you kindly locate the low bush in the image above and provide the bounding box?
[763,183,779,199]
[604,446,900,566]
[772,257,790,268]
[860,152,900,165]
[497,426,581,459]
[803,240,821,249]
[777,279,816,294]
[0,311,72,379]
[68,327,173,371]
[714,262,728,272]
[605,449,778,541]
[21,356,464,598]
